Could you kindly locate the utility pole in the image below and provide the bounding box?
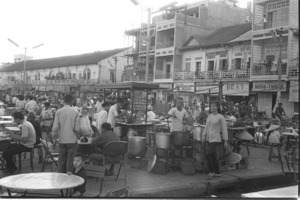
[113,56,118,83]
[145,8,151,82]
[271,28,284,111]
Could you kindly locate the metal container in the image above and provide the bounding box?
[127,136,146,157]
[254,132,266,144]
[172,131,190,146]
[193,125,205,141]
[155,132,171,149]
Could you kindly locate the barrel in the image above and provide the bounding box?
[127,136,146,157]
[155,132,171,149]
[193,125,205,141]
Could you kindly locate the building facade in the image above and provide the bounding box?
[251,0,299,118]
[123,0,252,88]
[0,48,130,95]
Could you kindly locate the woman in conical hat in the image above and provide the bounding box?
[265,125,281,144]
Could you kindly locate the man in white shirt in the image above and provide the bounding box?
[25,95,38,114]
[95,95,104,113]
[107,99,126,130]
[147,105,156,121]
[96,102,110,133]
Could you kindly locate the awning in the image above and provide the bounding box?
[95,82,160,90]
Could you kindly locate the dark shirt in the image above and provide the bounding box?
[72,167,87,195]
[28,119,42,144]
[91,130,120,151]
[275,106,285,118]
[233,118,245,127]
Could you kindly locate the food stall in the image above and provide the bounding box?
[96,82,160,140]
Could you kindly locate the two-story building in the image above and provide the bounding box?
[0,48,130,95]
[123,0,252,90]
[251,0,299,118]
[179,22,252,104]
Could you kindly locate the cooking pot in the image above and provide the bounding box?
[155,132,171,149]
[171,131,190,146]
[193,125,205,141]
[128,136,146,157]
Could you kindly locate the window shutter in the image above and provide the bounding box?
[241,58,245,69]
[231,59,235,70]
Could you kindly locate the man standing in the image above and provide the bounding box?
[3,111,36,173]
[96,102,110,132]
[25,95,39,114]
[163,97,189,132]
[107,99,126,131]
[52,94,80,173]
[95,95,104,113]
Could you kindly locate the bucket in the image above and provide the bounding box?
[127,136,146,157]
[172,131,190,146]
[193,125,205,141]
[155,132,171,149]
[180,158,196,175]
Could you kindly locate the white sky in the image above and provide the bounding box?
[0,0,249,64]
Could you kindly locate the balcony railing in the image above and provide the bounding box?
[156,41,174,49]
[0,78,99,86]
[155,72,172,79]
[122,74,153,82]
[252,63,287,76]
[174,69,250,81]
[253,18,289,31]
[288,66,299,77]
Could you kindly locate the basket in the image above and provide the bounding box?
[180,158,196,175]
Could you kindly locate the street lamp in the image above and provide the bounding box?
[7,38,44,91]
[130,1,177,82]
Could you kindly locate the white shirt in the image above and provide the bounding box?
[25,100,38,113]
[107,104,118,128]
[147,111,156,121]
[96,110,108,131]
[168,107,188,132]
[95,100,104,113]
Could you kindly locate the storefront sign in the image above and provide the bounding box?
[289,81,299,102]
[222,82,249,96]
[174,82,195,92]
[195,86,219,94]
[252,81,286,92]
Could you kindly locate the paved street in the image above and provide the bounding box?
[0,145,298,198]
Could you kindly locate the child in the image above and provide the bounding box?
[70,153,87,197]
[40,102,53,138]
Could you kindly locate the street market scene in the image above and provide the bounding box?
[0,0,298,198]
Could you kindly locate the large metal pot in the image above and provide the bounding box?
[155,132,171,149]
[193,125,205,141]
[171,131,190,146]
[128,136,146,157]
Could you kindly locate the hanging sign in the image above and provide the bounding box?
[252,81,286,92]
[222,82,249,96]
[174,82,195,92]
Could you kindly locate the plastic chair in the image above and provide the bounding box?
[84,164,105,197]
[40,138,58,172]
[17,148,34,173]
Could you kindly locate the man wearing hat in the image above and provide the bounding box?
[265,125,281,144]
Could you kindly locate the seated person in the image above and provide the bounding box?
[70,153,87,197]
[266,125,281,144]
[233,112,247,127]
[27,112,43,163]
[3,111,36,173]
[89,122,121,176]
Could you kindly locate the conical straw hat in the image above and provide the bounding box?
[235,130,253,140]
[265,125,280,132]
[225,152,242,165]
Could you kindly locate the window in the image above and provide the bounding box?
[235,58,242,70]
[195,62,201,74]
[219,59,228,70]
[185,62,191,72]
[267,0,289,11]
[208,60,214,71]
[83,68,91,80]
[110,70,115,82]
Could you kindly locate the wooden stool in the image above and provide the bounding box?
[18,149,34,173]
[268,143,284,172]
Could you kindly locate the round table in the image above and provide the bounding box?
[0,172,84,197]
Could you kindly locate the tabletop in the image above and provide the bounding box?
[5,127,20,131]
[0,172,84,191]
[241,185,298,198]
[282,132,299,137]
[0,116,13,120]
[117,122,153,126]
[0,121,13,125]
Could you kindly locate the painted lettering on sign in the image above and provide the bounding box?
[252,82,286,92]
[223,82,249,96]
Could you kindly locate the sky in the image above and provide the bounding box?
[0,0,249,64]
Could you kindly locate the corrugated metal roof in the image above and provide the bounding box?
[0,48,128,72]
[182,22,252,50]
[228,30,252,43]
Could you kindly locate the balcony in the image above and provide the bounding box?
[253,18,289,31]
[122,74,153,82]
[288,66,299,79]
[154,72,172,80]
[173,69,250,81]
[251,63,287,76]
[156,41,174,49]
